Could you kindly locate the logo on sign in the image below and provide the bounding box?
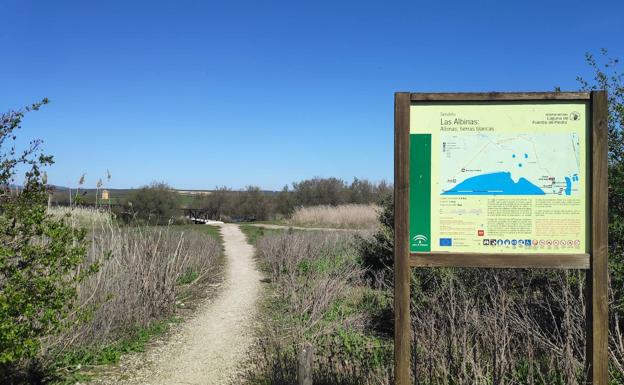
[477,229,485,236]
[412,234,429,246]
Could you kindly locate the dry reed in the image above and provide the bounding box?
[256,232,364,338]
[42,208,221,364]
[243,228,624,384]
[241,231,392,385]
[288,204,379,229]
[410,269,588,385]
[48,206,113,228]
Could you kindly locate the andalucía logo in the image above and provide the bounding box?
[412,234,429,246]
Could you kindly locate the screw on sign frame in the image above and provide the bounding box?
[393,91,608,385]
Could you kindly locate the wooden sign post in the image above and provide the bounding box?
[394,91,608,385]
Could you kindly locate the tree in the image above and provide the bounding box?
[275,185,295,216]
[578,50,624,308]
[348,177,375,204]
[237,185,272,221]
[292,177,347,206]
[578,52,624,367]
[124,182,180,225]
[0,100,91,374]
[194,186,233,220]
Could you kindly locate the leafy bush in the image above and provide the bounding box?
[292,177,349,206]
[190,178,391,223]
[0,100,92,375]
[292,177,391,207]
[192,186,234,220]
[275,185,295,216]
[357,194,394,285]
[236,185,273,221]
[577,49,624,379]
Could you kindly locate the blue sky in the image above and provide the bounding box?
[1,0,622,190]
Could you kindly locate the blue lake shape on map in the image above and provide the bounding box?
[443,172,545,195]
[565,177,572,195]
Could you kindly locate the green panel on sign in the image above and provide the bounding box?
[410,134,431,252]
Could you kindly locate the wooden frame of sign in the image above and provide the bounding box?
[394,91,608,385]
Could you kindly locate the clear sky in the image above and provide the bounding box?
[1,0,622,190]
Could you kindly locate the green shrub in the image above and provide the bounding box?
[236,186,273,221]
[579,50,624,306]
[123,182,180,225]
[0,100,93,375]
[579,51,624,378]
[357,194,394,285]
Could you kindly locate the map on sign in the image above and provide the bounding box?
[439,133,581,196]
[410,102,588,254]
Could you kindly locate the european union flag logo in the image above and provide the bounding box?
[439,238,452,246]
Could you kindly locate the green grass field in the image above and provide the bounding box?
[170,224,222,241]
[239,225,288,245]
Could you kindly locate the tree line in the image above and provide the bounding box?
[118,177,391,224]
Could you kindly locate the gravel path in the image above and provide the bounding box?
[93,224,261,385]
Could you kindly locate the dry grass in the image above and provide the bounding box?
[256,232,364,338]
[42,209,222,369]
[240,231,392,385]
[410,269,588,385]
[414,269,624,384]
[242,227,624,384]
[288,204,379,229]
[48,206,113,228]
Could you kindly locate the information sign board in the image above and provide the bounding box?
[393,92,608,385]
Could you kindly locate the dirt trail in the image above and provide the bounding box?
[95,224,260,385]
